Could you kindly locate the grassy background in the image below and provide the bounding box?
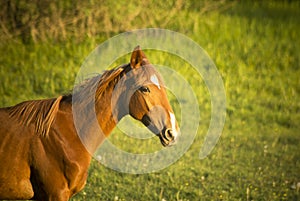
[1,0,300,200]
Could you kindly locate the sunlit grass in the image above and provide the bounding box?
[0,1,299,200]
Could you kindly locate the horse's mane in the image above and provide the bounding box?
[7,64,131,138]
[7,64,129,137]
[8,96,62,137]
[93,64,130,100]
[70,64,130,105]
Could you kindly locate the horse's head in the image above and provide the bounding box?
[123,46,179,147]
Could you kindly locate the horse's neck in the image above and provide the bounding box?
[95,85,119,134]
[62,86,119,154]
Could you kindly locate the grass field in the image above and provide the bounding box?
[0,1,300,200]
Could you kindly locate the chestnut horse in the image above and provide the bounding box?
[0,46,179,200]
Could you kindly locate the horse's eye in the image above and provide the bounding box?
[139,86,150,93]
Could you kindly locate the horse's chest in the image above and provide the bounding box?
[62,151,91,196]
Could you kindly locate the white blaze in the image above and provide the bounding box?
[150,75,160,89]
[169,112,178,138]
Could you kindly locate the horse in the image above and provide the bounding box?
[0,46,179,200]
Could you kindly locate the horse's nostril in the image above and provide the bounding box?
[164,128,174,141]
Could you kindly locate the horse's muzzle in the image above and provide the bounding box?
[159,128,178,147]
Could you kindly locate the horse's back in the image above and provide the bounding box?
[0,107,34,199]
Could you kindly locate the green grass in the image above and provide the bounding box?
[1,1,300,200]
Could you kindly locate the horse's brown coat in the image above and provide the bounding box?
[0,46,179,200]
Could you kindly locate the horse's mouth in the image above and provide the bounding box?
[141,115,178,147]
[158,131,177,147]
[159,135,170,147]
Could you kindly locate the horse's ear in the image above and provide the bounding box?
[130,46,149,69]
